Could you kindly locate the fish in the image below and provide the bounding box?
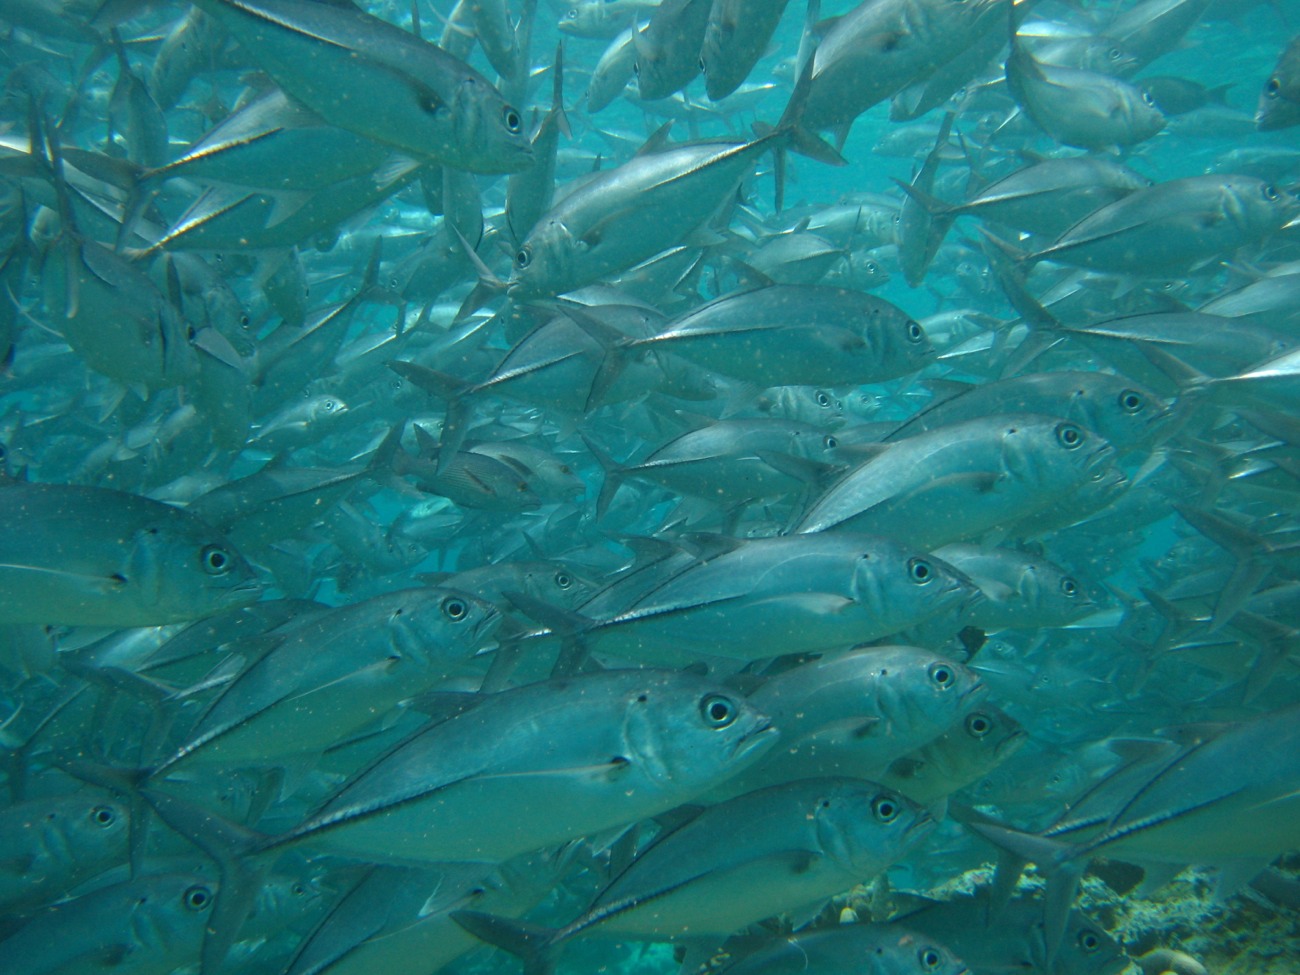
[793,414,1119,549]
[144,668,776,970]
[633,0,712,100]
[971,703,1300,967]
[590,415,849,513]
[930,544,1097,631]
[703,646,986,801]
[0,481,262,627]
[1257,34,1300,130]
[0,871,218,975]
[148,668,776,866]
[285,852,568,975]
[518,534,975,667]
[800,0,1007,139]
[898,157,1152,238]
[880,706,1027,809]
[454,778,935,964]
[700,0,793,101]
[505,77,842,299]
[191,0,534,173]
[714,923,969,975]
[142,88,396,193]
[586,284,933,391]
[558,0,659,39]
[144,586,501,776]
[1014,174,1300,277]
[1005,25,1167,152]
[891,889,1127,975]
[884,372,1168,454]
[0,791,130,913]
[1,3,1298,973]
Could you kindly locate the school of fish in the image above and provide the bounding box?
[0,0,1298,974]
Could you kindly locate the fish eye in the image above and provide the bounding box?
[699,693,737,728]
[200,545,232,576]
[90,805,117,827]
[872,794,900,823]
[928,662,955,689]
[966,712,993,738]
[503,107,522,133]
[1077,930,1101,953]
[515,248,531,269]
[1118,389,1144,413]
[1055,423,1084,449]
[566,7,576,16]
[1263,183,1280,201]
[323,399,336,412]
[442,596,469,621]
[183,885,212,912]
[815,391,832,407]
[908,557,934,584]
[1108,47,1122,61]
[632,60,640,75]
[1266,78,1281,97]
[918,947,943,970]
[239,314,251,328]
[1061,577,1079,597]
[823,435,838,449]
[906,321,924,342]
[699,57,706,73]
[554,571,573,589]
[1141,89,1154,105]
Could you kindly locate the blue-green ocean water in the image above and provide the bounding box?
[1,1,1298,974]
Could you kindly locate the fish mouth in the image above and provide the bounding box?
[906,811,938,840]
[997,728,1030,760]
[732,717,779,761]
[1084,443,1117,472]
[959,679,989,706]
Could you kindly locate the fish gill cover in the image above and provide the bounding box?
[0,1,1297,974]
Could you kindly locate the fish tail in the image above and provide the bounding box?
[891,177,956,218]
[364,420,422,495]
[764,54,844,212]
[141,787,272,975]
[387,361,475,473]
[451,225,508,323]
[452,910,562,975]
[1174,504,1271,634]
[961,815,1082,971]
[578,432,627,521]
[552,41,572,140]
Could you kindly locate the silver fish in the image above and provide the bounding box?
[706,646,986,801]
[1006,30,1166,152]
[546,534,974,667]
[0,481,261,627]
[456,778,934,957]
[633,0,712,100]
[700,0,793,101]
[795,415,1118,549]
[1257,35,1300,130]
[148,587,500,776]
[192,0,534,173]
[718,923,970,975]
[0,791,130,913]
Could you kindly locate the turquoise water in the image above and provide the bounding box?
[0,1,1298,974]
